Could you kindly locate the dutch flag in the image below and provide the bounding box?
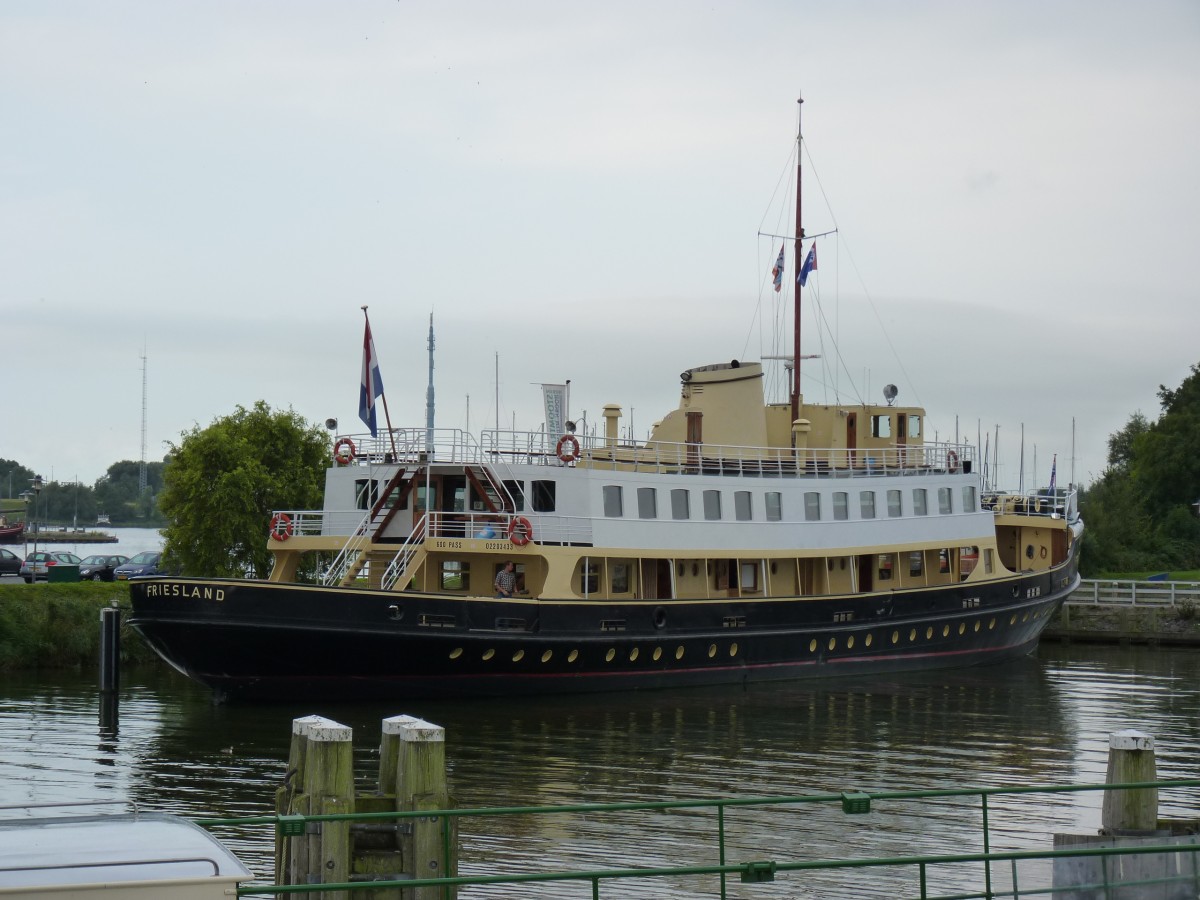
[359,320,385,436]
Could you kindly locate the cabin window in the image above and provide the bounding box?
[887,489,902,517]
[938,487,953,514]
[878,553,895,581]
[872,415,892,438]
[765,492,782,522]
[637,487,658,519]
[611,563,630,593]
[503,480,525,512]
[531,480,556,512]
[961,546,979,577]
[913,488,928,516]
[962,485,977,512]
[440,560,469,591]
[860,491,876,519]
[671,489,690,520]
[804,491,821,521]
[908,415,922,438]
[703,490,722,520]
[356,479,380,510]
[578,559,599,595]
[983,548,994,574]
[734,491,752,521]
[450,484,468,513]
[414,483,436,512]
[833,492,848,521]
[740,562,759,592]
[909,551,923,576]
[602,485,623,517]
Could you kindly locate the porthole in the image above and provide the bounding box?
[909,629,917,642]
[892,631,899,644]
[1009,614,1018,625]
[925,627,933,639]
[974,621,981,633]
[707,644,717,659]
[541,650,553,663]
[675,646,685,660]
[653,647,662,661]
[1022,613,1029,623]
[865,634,873,648]
[942,625,950,637]
[957,623,966,635]
[989,618,996,630]
[629,647,639,662]
[482,649,495,661]
[729,643,738,656]
[847,635,855,649]
[828,637,837,651]
[568,649,579,663]
[605,648,616,662]
[809,639,818,652]
[449,648,463,660]
[512,649,525,662]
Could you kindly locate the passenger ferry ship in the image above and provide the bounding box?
[128,103,1082,701]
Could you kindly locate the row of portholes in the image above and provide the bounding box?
[807,606,1051,654]
[447,643,741,664]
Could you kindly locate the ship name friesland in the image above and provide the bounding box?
[143,582,225,602]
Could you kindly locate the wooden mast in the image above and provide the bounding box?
[790,97,805,429]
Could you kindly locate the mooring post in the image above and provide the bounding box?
[98,601,120,693]
[1101,729,1159,835]
[391,717,455,899]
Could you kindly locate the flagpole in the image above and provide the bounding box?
[361,306,398,461]
[791,96,804,432]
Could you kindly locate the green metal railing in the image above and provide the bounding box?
[196,778,1200,899]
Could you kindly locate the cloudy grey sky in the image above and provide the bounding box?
[3,1,1197,491]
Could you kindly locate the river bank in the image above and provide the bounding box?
[1044,601,1200,647]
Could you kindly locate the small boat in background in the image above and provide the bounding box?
[0,520,24,543]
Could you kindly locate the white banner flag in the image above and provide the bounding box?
[542,383,567,437]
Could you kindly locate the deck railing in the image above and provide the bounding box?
[197,778,1200,899]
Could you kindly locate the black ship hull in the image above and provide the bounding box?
[128,553,1080,702]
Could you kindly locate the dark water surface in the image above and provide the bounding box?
[3,644,1199,898]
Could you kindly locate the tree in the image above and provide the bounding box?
[158,402,329,577]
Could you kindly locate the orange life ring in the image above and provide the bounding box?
[947,449,959,473]
[333,438,356,465]
[556,433,581,463]
[269,512,293,541]
[507,516,533,547]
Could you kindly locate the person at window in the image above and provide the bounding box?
[494,561,517,598]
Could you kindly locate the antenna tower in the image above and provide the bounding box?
[139,350,148,493]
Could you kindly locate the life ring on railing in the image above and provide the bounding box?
[269,512,293,541]
[947,449,959,473]
[333,438,356,465]
[507,516,533,547]
[556,434,581,463]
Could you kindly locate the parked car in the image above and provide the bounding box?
[0,547,21,577]
[19,551,83,583]
[78,554,130,582]
[113,551,167,580]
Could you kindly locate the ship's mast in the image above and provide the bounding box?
[790,97,805,428]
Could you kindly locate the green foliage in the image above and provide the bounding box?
[1081,362,1200,576]
[0,583,161,670]
[158,401,328,578]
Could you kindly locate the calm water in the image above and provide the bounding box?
[11,525,163,560]
[2,644,1199,898]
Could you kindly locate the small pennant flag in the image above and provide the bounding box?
[771,245,785,292]
[798,241,817,287]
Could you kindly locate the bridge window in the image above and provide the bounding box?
[703,490,722,521]
[356,479,379,510]
[637,487,658,519]
[671,488,690,520]
[908,415,922,438]
[734,491,753,521]
[765,492,782,522]
[503,480,525,512]
[938,487,953,514]
[804,491,821,521]
[913,488,928,516]
[602,485,623,517]
[833,492,848,521]
[860,491,876,519]
[872,415,891,438]
[887,489,902,517]
[531,480,556,512]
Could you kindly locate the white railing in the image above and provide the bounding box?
[332,427,976,482]
[1068,580,1200,608]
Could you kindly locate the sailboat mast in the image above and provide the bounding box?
[791,97,805,428]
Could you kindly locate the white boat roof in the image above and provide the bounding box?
[0,812,252,888]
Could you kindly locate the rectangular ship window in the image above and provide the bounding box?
[887,489,902,517]
[938,487,953,515]
[872,415,892,438]
[833,492,848,521]
[804,492,821,521]
[503,479,525,511]
[913,488,928,516]
[637,487,658,519]
[671,488,690,520]
[531,480,556,512]
[440,560,469,591]
[962,485,977,512]
[703,490,722,520]
[765,492,782,521]
[860,491,876,519]
[734,491,752,521]
[602,485,623,517]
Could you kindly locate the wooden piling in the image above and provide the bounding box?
[1102,729,1158,835]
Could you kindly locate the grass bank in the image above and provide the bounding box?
[0,582,162,670]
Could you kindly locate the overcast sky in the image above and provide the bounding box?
[3,1,1197,494]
